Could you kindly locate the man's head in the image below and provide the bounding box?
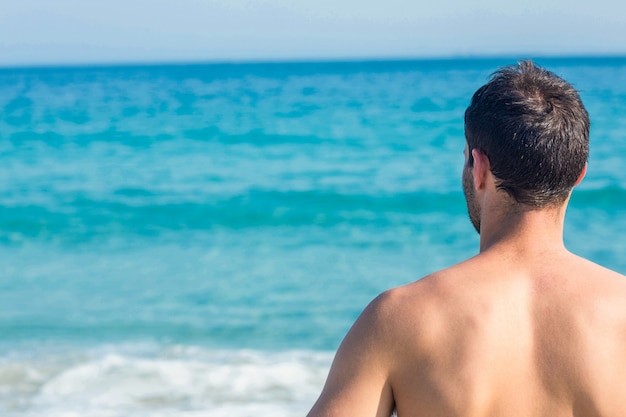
[464,60,589,212]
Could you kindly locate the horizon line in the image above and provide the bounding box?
[2,53,626,71]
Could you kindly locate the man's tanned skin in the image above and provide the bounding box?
[307,62,626,417]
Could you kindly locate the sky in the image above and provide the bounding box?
[1,0,625,66]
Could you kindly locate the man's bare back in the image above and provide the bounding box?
[308,244,626,417]
[307,61,626,417]
[386,249,626,416]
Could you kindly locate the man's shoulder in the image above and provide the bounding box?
[362,266,471,347]
[371,259,479,316]
[370,270,449,314]
[572,257,626,318]
[564,255,626,298]
[579,256,626,281]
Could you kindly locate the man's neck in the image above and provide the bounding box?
[478,203,568,256]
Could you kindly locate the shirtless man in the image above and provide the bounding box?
[307,61,626,417]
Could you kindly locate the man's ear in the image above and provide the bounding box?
[574,163,587,186]
[471,149,490,191]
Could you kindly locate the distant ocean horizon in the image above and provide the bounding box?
[1,56,625,416]
[3,53,626,68]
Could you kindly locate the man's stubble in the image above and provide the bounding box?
[462,164,481,234]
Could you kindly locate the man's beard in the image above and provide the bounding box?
[462,165,481,234]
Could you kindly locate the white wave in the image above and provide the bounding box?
[0,343,332,417]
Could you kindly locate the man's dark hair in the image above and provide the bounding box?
[464,60,589,207]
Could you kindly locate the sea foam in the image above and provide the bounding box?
[0,344,331,417]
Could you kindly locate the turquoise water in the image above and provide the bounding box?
[1,57,626,416]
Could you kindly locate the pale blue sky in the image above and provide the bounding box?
[1,0,625,66]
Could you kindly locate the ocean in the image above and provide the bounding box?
[1,57,625,416]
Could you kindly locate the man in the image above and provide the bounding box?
[307,61,626,417]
